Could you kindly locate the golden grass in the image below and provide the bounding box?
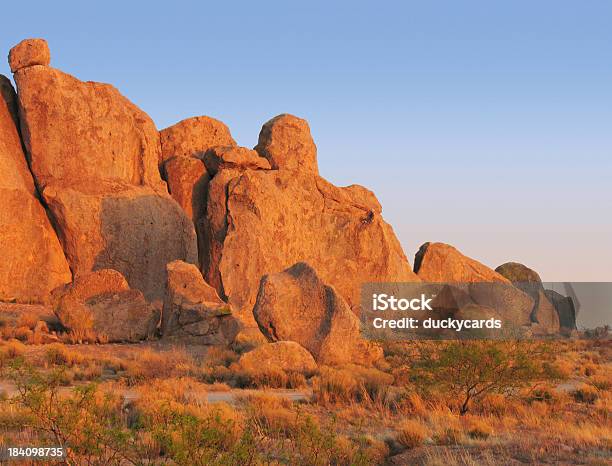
[396,418,430,448]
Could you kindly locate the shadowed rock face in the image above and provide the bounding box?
[42,183,197,301]
[0,74,71,303]
[203,168,418,323]
[253,262,383,366]
[544,289,577,330]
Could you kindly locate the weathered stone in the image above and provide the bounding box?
[8,39,50,72]
[202,169,417,323]
[203,145,271,176]
[42,182,197,301]
[14,65,164,191]
[161,260,239,345]
[0,75,19,125]
[415,242,510,283]
[544,289,577,330]
[495,262,560,333]
[163,156,209,221]
[0,75,71,303]
[160,116,236,164]
[253,262,383,366]
[53,270,158,342]
[254,114,318,174]
[467,282,534,327]
[238,341,317,374]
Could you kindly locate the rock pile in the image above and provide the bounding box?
[0,39,572,355]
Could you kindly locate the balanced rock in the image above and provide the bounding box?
[203,145,271,176]
[238,341,317,374]
[12,42,197,300]
[159,116,236,164]
[52,269,158,342]
[8,39,50,72]
[415,242,510,283]
[0,75,72,303]
[254,114,318,174]
[203,168,418,323]
[253,262,383,366]
[161,260,239,344]
[163,156,209,222]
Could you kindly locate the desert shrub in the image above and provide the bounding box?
[0,340,26,367]
[230,330,267,354]
[313,365,394,405]
[241,393,298,436]
[395,419,429,449]
[16,311,39,330]
[411,341,560,414]
[463,416,494,439]
[45,343,85,367]
[572,385,599,404]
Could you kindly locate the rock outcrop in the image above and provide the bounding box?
[544,289,577,331]
[52,269,158,342]
[11,41,197,301]
[161,260,239,344]
[495,262,560,334]
[0,74,72,303]
[253,262,382,366]
[254,114,318,174]
[238,341,317,374]
[415,242,510,283]
[202,122,418,323]
[8,39,50,73]
[163,156,209,222]
[159,116,236,165]
[203,145,271,176]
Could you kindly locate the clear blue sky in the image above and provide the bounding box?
[2,1,611,280]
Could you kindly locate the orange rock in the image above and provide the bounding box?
[254,114,318,174]
[253,262,382,366]
[159,116,236,164]
[43,181,197,301]
[13,65,164,191]
[163,156,209,221]
[52,269,159,343]
[203,145,271,176]
[0,75,71,303]
[161,260,239,344]
[238,341,317,374]
[415,242,510,283]
[8,39,50,72]
[202,169,418,323]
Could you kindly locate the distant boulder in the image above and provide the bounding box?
[544,289,577,331]
[253,262,382,366]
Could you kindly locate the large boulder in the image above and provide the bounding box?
[495,262,560,334]
[203,145,271,176]
[161,260,239,345]
[254,114,318,174]
[52,269,158,342]
[253,262,383,366]
[415,242,510,283]
[202,165,418,323]
[8,39,50,72]
[238,341,317,374]
[11,40,197,301]
[159,116,236,165]
[0,74,72,303]
[544,289,577,330]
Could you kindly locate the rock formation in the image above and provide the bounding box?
[544,289,577,331]
[8,38,50,73]
[11,39,197,301]
[0,73,72,303]
[495,262,560,334]
[161,260,239,344]
[253,262,383,366]
[52,269,158,342]
[238,341,318,374]
[202,118,418,323]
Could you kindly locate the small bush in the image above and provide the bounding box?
[572,385,599,404]
[395,419,429,449]
[464,416,493,439]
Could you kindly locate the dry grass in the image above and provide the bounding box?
[396,418,430,448]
